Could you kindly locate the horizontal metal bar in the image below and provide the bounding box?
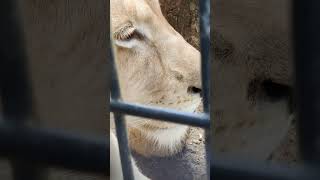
[0,122,108,176]
[110,100,210,128]
[212,157,319,180]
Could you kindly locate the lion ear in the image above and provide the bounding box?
[113,24,137,49]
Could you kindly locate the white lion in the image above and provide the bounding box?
[110,0,202,179]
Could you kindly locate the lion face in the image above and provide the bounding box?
[111,0,202,129]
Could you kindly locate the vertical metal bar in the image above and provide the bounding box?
[109,39,134,180]
[200,0,211,179]
[293,0,320,163]
[0,0,32,121]
[200,0,211,114]
[0,0,48,179]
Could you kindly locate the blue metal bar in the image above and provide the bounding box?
[200,0,211,179]
[293,0,320,163]
[0,1,33,122]
[0,0,47,179]
[109,40,134,180]
[200,0,211,115]
[111,100,210,128]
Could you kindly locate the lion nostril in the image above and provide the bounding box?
[187,86,202,96]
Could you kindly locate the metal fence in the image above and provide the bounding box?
[109,0,211,179]
[112,0,320,180]
[1,0,320,179]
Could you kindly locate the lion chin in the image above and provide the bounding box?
[127,98,202,157]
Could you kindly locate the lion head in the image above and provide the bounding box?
[110,0,202,156]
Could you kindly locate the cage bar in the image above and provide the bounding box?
[110,100,210,128]
[199,0,211,178]
[0,0,32,121]
[109,40,135,180]
[0,0,47,179]
[293,0,320,163]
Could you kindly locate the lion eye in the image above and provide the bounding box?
[113,23,144,48]
[114,25,136,41]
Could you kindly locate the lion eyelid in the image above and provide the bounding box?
[114,23,137,41]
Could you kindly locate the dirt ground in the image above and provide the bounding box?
[133,127,207,180]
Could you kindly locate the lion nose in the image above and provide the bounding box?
[187,86,202,97]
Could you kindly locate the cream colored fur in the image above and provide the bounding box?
[110,0,201,156]
[110,0,202,179]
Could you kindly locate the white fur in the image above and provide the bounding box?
[146,125,189,153]
[182,97,202,113]
[144,99,201,154]
[114,39,140,49]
